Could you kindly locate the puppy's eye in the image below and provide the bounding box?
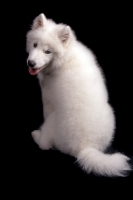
[45,50,51,54]
[33,43,37,48]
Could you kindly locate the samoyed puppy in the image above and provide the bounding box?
[26,13,131,177]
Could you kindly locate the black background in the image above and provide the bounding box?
[5,1,133,197]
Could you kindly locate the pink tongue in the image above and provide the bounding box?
[28,67,40,75]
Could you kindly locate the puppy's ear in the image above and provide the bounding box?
[58,26,71,43]
[31,13,47,29]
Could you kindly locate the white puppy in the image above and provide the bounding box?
[26,13,131,177]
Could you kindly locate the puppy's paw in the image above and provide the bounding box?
[31,130,41,144]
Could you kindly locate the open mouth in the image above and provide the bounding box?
[28,66,45,75]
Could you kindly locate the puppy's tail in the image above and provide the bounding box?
[77,147,131,177]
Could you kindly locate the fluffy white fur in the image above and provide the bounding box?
[26,13,131,177]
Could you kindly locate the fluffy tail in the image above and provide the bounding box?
[77,148,131,177]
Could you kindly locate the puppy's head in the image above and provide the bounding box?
[26,13,74,75]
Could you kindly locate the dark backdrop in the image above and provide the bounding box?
[5,1,132,197]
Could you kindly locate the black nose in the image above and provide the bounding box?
[28,60,36,68]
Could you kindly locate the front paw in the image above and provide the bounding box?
[31,130,41,144]
[31,129,52,150]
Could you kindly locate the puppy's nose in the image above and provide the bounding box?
[28,60,36,68]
